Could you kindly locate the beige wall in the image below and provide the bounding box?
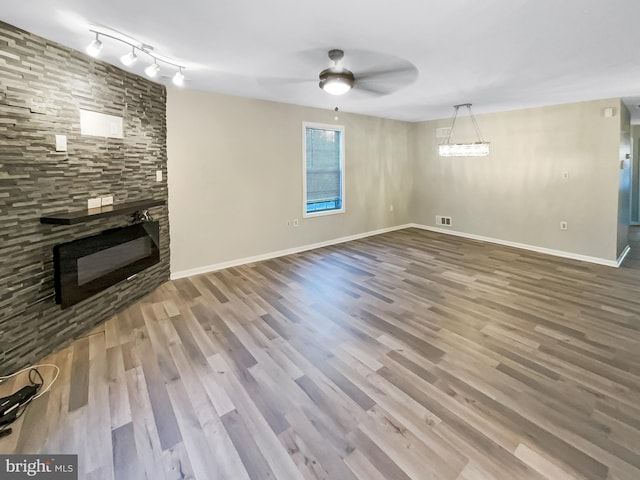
[167,87,412,276]
[168,90,628,275]
[410,99,623,261]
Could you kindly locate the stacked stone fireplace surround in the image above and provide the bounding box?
[0,21,170,375]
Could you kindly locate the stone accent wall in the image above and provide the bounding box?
[0,21,170,375]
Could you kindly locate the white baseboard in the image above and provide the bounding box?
[410,224,625,268]
[616,245,631,267]
[171,223,413,280]
[172,222,630,279]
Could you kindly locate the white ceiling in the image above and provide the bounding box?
[3,0,640,123]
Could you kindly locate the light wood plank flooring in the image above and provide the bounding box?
[2,227,640,480]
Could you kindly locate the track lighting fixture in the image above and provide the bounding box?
[86,28,186,86]
[85,32,103,58]
[145,60,160,78]
[120,47,138,67]
[439,104,490,157]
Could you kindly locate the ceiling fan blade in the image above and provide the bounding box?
[257,47,334,84]
[352,84,393,97]
[353,64,418,97]
[257,76,315,87]
[356,64,418,82]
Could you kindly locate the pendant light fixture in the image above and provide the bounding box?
[439,103,490,157]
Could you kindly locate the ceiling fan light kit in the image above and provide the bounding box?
[439,103,490,157]
[85,29,186,85]
[319,49,354,95]
[319,70,354,95]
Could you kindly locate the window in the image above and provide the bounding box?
[303,122,345,217]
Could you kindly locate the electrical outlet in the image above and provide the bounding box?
[560,221,568,230]
[87,197,101,209]
[293,218,299,227]
[101,195,113,206]
[156,170,163,182]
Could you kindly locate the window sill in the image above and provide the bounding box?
[303,208,345,219]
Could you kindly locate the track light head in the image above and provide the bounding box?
[173,68,185,86]
[120,48,138,67]
[145,61,160,78]
[86,32,102,58]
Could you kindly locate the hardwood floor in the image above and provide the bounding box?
[2,227,640,480]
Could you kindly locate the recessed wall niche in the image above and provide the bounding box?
[0,20,170,375]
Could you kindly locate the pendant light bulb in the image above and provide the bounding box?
[86,32,103,58]
[120,47,138,67]
[145,60,160,78]
[173,68,185,86]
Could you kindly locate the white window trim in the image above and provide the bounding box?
[302,122,345,219]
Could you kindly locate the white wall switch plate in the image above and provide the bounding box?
[101,196,113,206]
[87,197,101,209]
[156,170,163,182]
[293,218,299,227]
[55,134,67,152]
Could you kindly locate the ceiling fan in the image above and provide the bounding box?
[258,48,418,98]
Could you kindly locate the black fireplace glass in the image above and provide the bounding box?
[77,237,152,286]
[54,221,160,308]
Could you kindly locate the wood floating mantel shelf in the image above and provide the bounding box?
[40,199,166,225]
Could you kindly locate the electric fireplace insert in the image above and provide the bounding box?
[53,221,160,308]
